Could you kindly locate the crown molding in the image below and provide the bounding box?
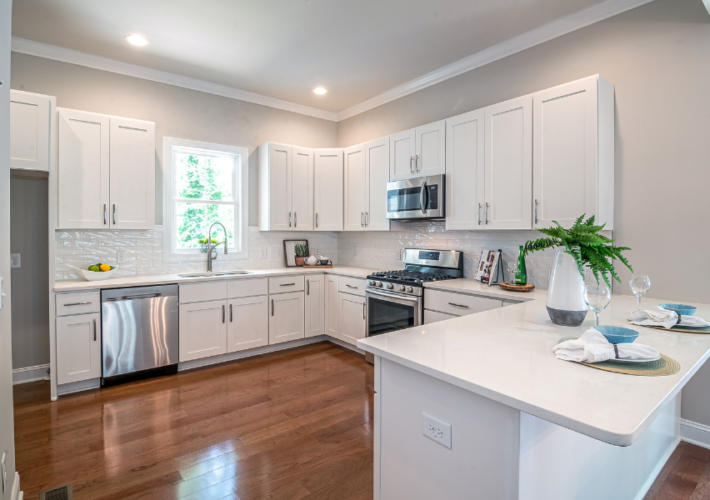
[335,0,654,121]
[11,37,338,122]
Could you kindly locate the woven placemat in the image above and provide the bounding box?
[627,321,710,334]
[558,338,681,377]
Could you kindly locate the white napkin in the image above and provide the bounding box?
[629,308,710,330]
[553,328,659,363]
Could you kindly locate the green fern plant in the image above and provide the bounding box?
[522,214,632,286]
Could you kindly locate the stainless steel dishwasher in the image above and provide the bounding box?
[101,285,179,385]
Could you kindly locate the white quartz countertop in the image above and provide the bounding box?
[358,293,710,446]
[54,266,374,292]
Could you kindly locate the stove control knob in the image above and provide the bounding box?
[386,283,394,290]
[398,285,405,292]
[369,280,376,286]
[406,286,413,293]
[375,281,382,288]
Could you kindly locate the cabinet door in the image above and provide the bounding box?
[344,144,367,231]
[339,293,366,346]
[366,137,390,231]
[267,143,292,231]
[57,108,110,229]
[445,109,485,230]
[179,300,227,361]
[56,313,101,385]
[484,96,532,230]
[389,128,416,181]
[533,77,598,229]
[228,296,268,353]
[109,117,155,229]
[269,291,305,344]
[305,275,325,338]
[415,120,446,177]
[10,90,51,172]
[291,146,314,231]
[325,275,339,339]
[314,149,343,231]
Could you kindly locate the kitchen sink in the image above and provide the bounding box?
[177,271,253,278]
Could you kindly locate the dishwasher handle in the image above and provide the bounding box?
[105,293,162,302]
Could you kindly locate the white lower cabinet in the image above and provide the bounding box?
[325,275,340,339]
[305,275,325,338]
[269,291,305,344]
[228,296,269,353]
[339,292,366,346]
[56,313,101,385]
[179,300,228,362]
[424,309,457,324]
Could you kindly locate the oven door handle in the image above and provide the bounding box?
[366,289,421,304]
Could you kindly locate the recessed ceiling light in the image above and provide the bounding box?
[313,87,327,95]
[125,34,149,46]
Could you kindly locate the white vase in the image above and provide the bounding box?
[546,247,588,326]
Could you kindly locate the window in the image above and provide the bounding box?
[163,137,248,262]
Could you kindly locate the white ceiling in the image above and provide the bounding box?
[12,0,605,114]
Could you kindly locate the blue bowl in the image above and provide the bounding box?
[659,304,697,316]
[593,325,639,344]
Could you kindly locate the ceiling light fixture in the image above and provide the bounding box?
[313,87,327,95]
[125,34,149,46]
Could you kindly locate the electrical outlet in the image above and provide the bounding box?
[422,412,452,449]
[117,251,125,263]
[10,253,20,268]
[313,247,319,254]
[260,247,268,258]
[270,246,280,258]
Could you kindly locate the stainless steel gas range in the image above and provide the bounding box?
[364,248,463,363]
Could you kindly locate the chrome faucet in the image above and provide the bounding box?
[206,222,228,272]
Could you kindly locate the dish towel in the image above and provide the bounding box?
[553,328,660,363]
[629,308,710,330]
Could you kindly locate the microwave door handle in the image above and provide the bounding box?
[420,182,427,214]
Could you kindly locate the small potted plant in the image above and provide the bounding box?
[198,238,221,255]
[294,243,308,266]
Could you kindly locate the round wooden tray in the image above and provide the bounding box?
[498,282,535,292]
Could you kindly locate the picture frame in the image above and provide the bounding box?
[283,240,309,267]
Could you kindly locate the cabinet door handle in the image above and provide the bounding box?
[222,304,225,323]
[113,204,117,225]
[93,319,97,341]
[271,299,275,316]
[415,154,420,172]
[449,302,469,309]
[280,283,296,287]
[410,156,414,173]
[365,212,368,227]
[478,203,481,225]
[316,213,318,228]
[534,199,539,225]
[485,203,489,225]
[230,304,233,322]
[307,280,310,295]
[346,284,358,289]
[362,302,366,320]
[289,212,292,228]
[361,212,364,227]
[103,204,107,225]
[295,212,297,228]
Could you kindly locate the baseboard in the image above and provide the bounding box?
[57,378,101,396]
[327,337,366,355]
[12,364,50,385]
[681,418,710,450]
[11,472,21,500]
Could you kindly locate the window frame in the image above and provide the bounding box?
[162,137,249,262]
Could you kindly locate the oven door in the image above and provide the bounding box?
[386,174,444,220]
[365,289,422,363]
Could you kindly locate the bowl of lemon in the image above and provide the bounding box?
[79,263,118,281]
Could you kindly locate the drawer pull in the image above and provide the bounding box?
[64,301,92,307]
[346,284,358,289]
[280,283,296,287]
[448,302,469,309]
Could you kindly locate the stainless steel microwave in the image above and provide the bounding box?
[386,174,445,221]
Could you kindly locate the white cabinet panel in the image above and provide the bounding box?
[424,290,502,317]
[339,292,366,346]
[228,296,268,352]
[179,281,228,304]
[484,96,532,230]
[269,275,305,294]
[338,276,366,297]
[325,275,339,339]
[291,146,313,231]
[389,128,416,181]
[56,313,101,385]
[344,144,367,231]
[179,300,227,361]
[314,149,343,231]
[55,291,100,317]
[109,117,155,229]
[446,109,485,230]
[259,143,291,231]
[10,90,51,172]
[424,309,457,324]
[366,136,390,231]
[57,108,110,229]
[305,275,325,338]
[269,291,305,344]
[228,278,268,299]
[415,119,446,177]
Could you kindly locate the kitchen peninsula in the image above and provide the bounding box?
[358,287,710,500]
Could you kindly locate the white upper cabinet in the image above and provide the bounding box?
[10,90,51,172]
[292,146,314,231]
[344,143,367,231]
[109,117,155,230]
[389,128,416,181]
[58,108,111,229]
[533,75,614,229]
[484,96,533,230]
[445,109,485,230]
[314,149,343,231]
[415,119,446,177]
[365,136,391,230]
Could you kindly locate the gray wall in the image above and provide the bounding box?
[10,53,339,226]
[337,0,710,425]
[10,174,49,370]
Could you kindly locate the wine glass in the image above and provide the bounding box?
[507,261,518,285]
[628,274,651,312]
[584,284,611,326]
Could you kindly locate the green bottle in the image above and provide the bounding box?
[515,246,528,285]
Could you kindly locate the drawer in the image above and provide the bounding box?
[424,289,503,317]
[56,291,100,316]
[338,276,366,297]
[269,275,305,294]
[424,309,457,325]
[180,281,227,304]
[228,278,268,298]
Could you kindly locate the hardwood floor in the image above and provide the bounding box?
[14,342,374,500]
[14,341,709,500]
